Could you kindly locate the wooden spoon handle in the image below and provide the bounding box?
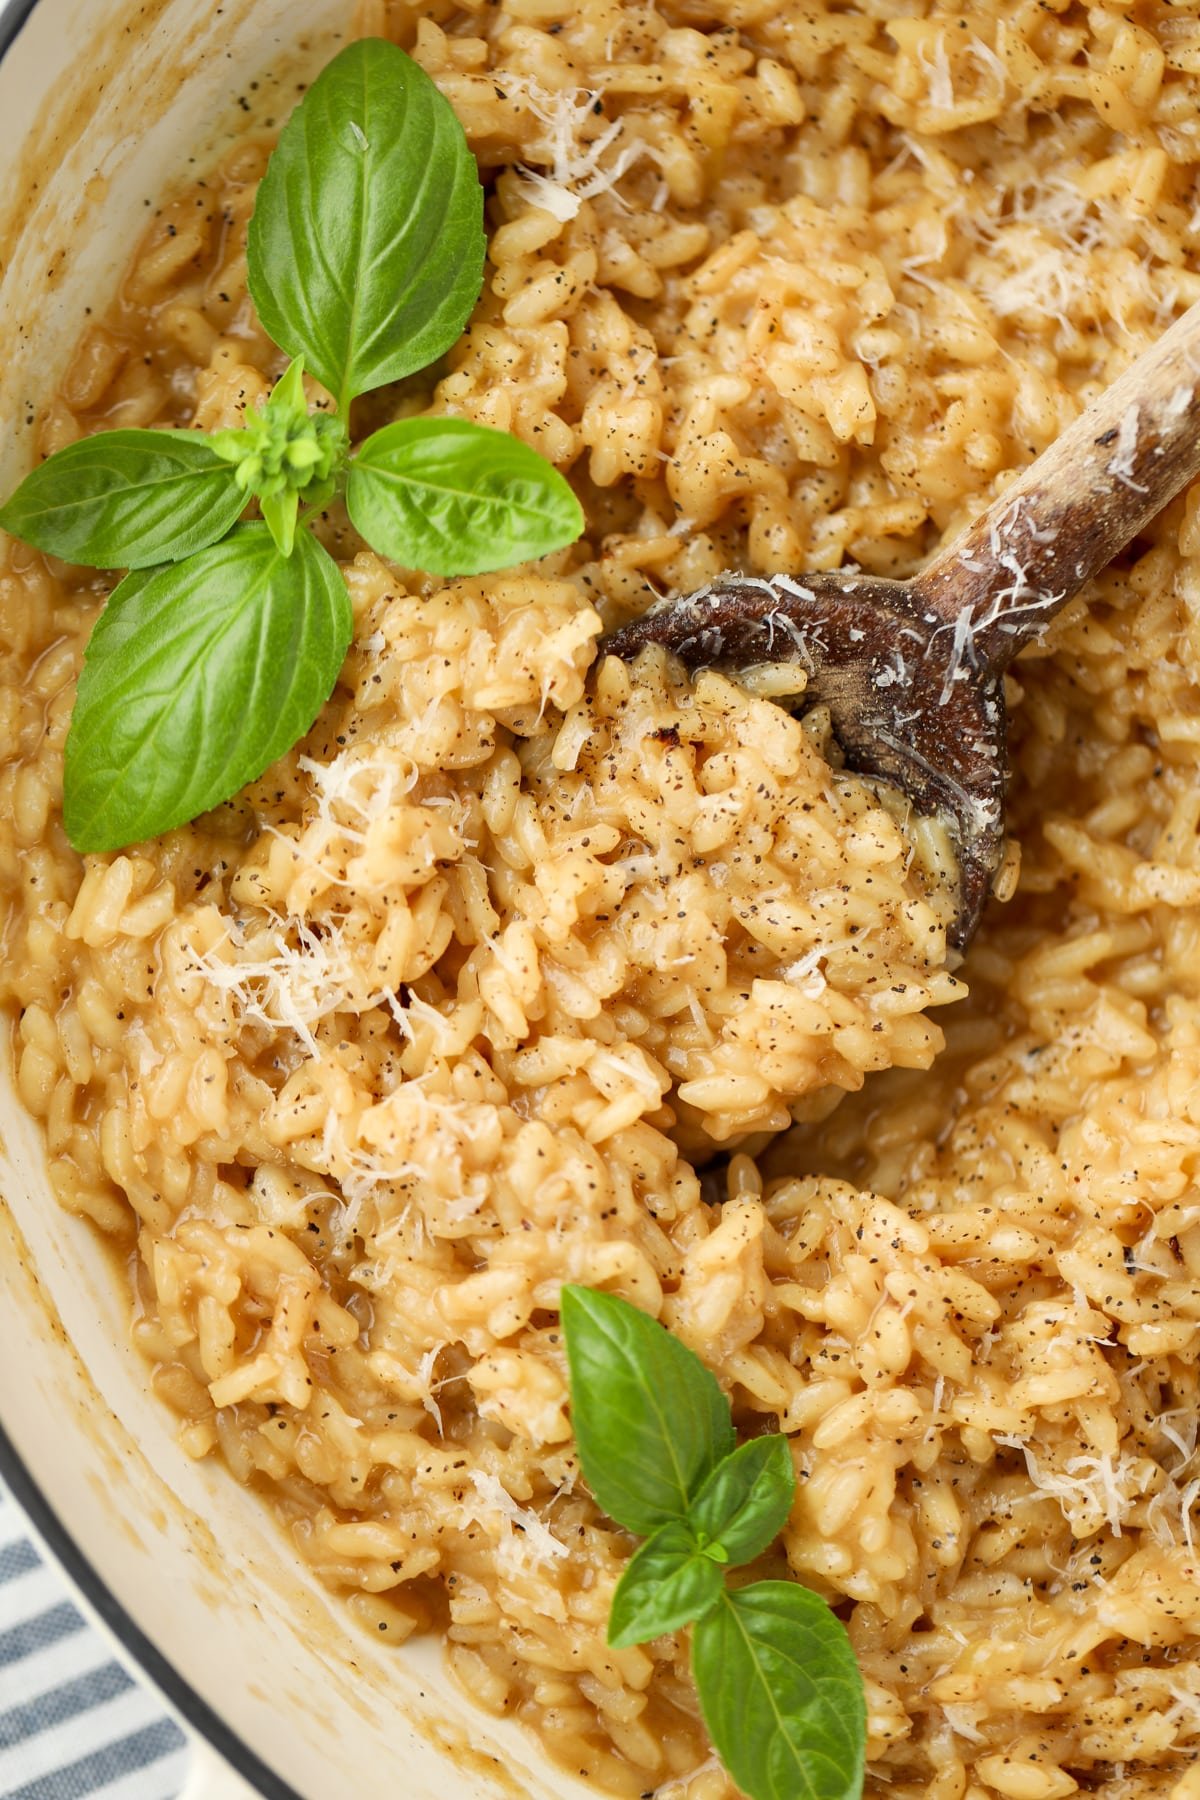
[913,298,1200,674]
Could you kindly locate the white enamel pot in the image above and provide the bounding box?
[0,3,593,1795]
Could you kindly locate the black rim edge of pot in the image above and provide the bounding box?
[0,0,38,54]
[0,5,299,1794]
[0,1418,299,1800]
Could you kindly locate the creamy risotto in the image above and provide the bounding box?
[4,1,1200,1795]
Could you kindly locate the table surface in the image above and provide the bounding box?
[0,1481,188,1799]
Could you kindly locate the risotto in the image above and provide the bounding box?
[4,0,1200,1794]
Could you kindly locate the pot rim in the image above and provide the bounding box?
[0,5,299,1793]
[0,1421,295,1798]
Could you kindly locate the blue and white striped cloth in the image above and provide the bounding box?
[0,1481,187,1799]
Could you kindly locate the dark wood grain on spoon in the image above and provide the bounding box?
[604,302,1200,950]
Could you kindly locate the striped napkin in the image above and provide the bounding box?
[0,1481,187,1799]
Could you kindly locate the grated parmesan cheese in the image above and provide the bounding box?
[506,77,649,219]
[1106,404,1147,493]
[997,1435,1144,1537]
[466,1472,569,1574]
[191,913,404,1057]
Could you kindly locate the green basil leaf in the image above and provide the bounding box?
[263,353,308,428]
[560,1286,735,1538]
[608,1521,724,1649]
[260,488,300,557]
[64,524,351,852]
[247,38,485,408]
[689,1435,796,1570]
[0,430,245,568]
[691,1584,866,1800]
[347,418,583,576]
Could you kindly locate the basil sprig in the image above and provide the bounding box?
[561,1286,867,1800]
[0,37,582,854]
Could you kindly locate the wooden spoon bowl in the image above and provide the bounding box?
[604,303,1200,950]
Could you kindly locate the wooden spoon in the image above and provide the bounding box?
[603,303,1200,951]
